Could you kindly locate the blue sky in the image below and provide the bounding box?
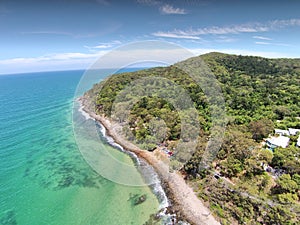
[1,0,300,74]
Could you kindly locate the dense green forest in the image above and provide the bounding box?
[85,52,300,224]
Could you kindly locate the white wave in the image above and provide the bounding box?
[96,122,143,166]
[76,98,94,121]
[78,105,94,120]
[140,160,169,209]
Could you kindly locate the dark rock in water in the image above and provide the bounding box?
[128,193,147,206]
[143,208,165,225]
[0,210,17,225]
[133,194,147,205]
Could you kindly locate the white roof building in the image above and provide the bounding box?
[288,128,300,136]
[297,136,300,147]
[266,136,290,149]
[274,129,290,136]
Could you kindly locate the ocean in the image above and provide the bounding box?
[0,70,165,225]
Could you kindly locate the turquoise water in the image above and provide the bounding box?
[0,70,161,225]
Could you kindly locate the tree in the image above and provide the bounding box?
[272,146,300,174]
[277,193,298,204]
[292,174,300,189]
[257,149,273,164]
[276,174,298,193]
[249,118,274,141]
[219,126,257,162]
[244,158,264,177]
[274,106,291,120]
[148,117,168,143]
[220,156,243,178]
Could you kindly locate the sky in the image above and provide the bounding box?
[0,0,300,74]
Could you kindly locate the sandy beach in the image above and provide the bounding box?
[80,96,220,225]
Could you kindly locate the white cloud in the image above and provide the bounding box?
[253,35,293,47]
[214,36,237,43]
[270,18,300,27]
[85,40,122,51]
[93,44,113,49]
[137,1,187,15]
[274,43,292,47]
[160,4,187,15]
[253,36,272,40]
[172,24,269,36]
[255,41,292,47]
[255,41,271,45]
[0,51,107,75]
[153,18,300,38]
[49,52,103,60]
[152,32,200,39]
[136,0,160,6]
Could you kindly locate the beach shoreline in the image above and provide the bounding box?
[79,96,220,225]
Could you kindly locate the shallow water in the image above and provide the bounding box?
[0,70,161,225]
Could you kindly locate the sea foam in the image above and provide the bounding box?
[78,104,94,121]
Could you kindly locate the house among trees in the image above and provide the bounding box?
[266,128,300,150]
[266,136,290,150]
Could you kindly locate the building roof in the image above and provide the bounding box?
[288,128,300,136]
[297,136,300,147]
[266,136,290,148]
[274,129,289,136]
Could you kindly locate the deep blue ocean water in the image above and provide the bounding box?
[0,70,161,225]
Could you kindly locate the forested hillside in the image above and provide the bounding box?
[85,52,300,224]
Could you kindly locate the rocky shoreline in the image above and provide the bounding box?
[79,96,220,225]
